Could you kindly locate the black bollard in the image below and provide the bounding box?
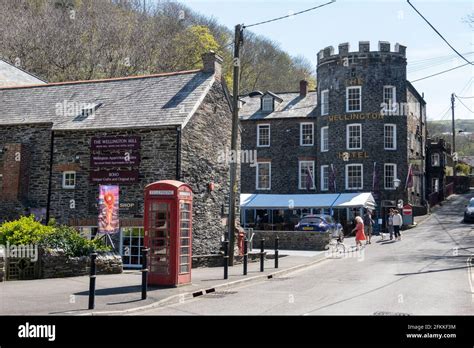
[88,252,97,310]
[223,239,229,279]
[243,238,248,275]
[275,236,279,269]
[141,248,149,300]
[260,238,265,272]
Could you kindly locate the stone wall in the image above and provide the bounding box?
[49,127,178,225]
[251,230,330,251]
[40,249,122,279]
[0,123,52,222]
[181,81,236,256]
[241,118,316,194]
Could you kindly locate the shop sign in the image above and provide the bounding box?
[90,170,139,184]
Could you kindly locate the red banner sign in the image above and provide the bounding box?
[98,185,119,234]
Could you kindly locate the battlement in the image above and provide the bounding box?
[317,41,406,63]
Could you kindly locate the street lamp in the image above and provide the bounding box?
[393,178,401,189]
[393,178,403,209]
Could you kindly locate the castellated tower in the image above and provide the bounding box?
[316,41,426,210]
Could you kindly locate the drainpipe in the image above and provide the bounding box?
[175,126,182,181]
[45,130,55,224]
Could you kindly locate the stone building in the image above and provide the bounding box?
[426,138,452,200]
[0,52,235,267]
[240,41,427,231]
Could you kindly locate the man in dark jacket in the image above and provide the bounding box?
[363,209,374,245]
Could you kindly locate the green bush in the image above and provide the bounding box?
[41,225,110,257]
[0,215,53,245]
[0,216,110,257]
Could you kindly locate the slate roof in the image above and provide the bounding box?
[239,91,317,120]
[0,69,215,130]
[0,59,46,87]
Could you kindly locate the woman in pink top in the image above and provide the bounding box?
[352,216,366,250]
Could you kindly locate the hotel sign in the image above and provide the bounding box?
[337,151,369,160]
[326,113,385,122]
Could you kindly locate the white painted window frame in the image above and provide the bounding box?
[257,124,270,147]
[298,160,315,190]
[320,165,329,191]
[346,86,362,112]
[300,122,314,146]
[346,123,362,150]
[345,164,363,190]
[321,89,329,115]
[62,171,76,189]
[384,124,397,150]
[321,126,329,152]
[384,163,397,190]
[256,162,271,190]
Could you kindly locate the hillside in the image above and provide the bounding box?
[427,119,474,156]
[0,0,315,94]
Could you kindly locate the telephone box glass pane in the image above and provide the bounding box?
[148,201,170,275]
[178,201,191,274]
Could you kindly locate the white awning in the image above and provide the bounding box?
[240,192,376,210]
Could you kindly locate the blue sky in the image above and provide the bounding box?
[179,0,474,121]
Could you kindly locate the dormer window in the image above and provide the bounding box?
[262,96,273,112]
[260,92,283,112]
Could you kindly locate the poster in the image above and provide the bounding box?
[98,185,119,234]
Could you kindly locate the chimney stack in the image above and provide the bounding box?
[300,80,308,97]
[202,51,223,81]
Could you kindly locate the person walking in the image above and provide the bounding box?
[392,209,403,241]
[387,208,394,240]
[352,216,365,250]
[363,209,374,245]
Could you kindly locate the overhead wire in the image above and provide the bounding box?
[243,0,335,28]
[407,0,474,66]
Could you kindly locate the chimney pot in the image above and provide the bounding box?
[300,80,309,97]
[202,51,224,81]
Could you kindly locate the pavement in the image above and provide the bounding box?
[0,248,328,315]
[1,192,471,316]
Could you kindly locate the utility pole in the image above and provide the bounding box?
[227,24,243,266]
[451,93,456,177]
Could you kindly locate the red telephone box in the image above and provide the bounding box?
[144,180,193,286]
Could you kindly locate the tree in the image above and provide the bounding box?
[0,0,316,92]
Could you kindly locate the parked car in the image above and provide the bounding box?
[295,214,343,235]
[464,198,474,223]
